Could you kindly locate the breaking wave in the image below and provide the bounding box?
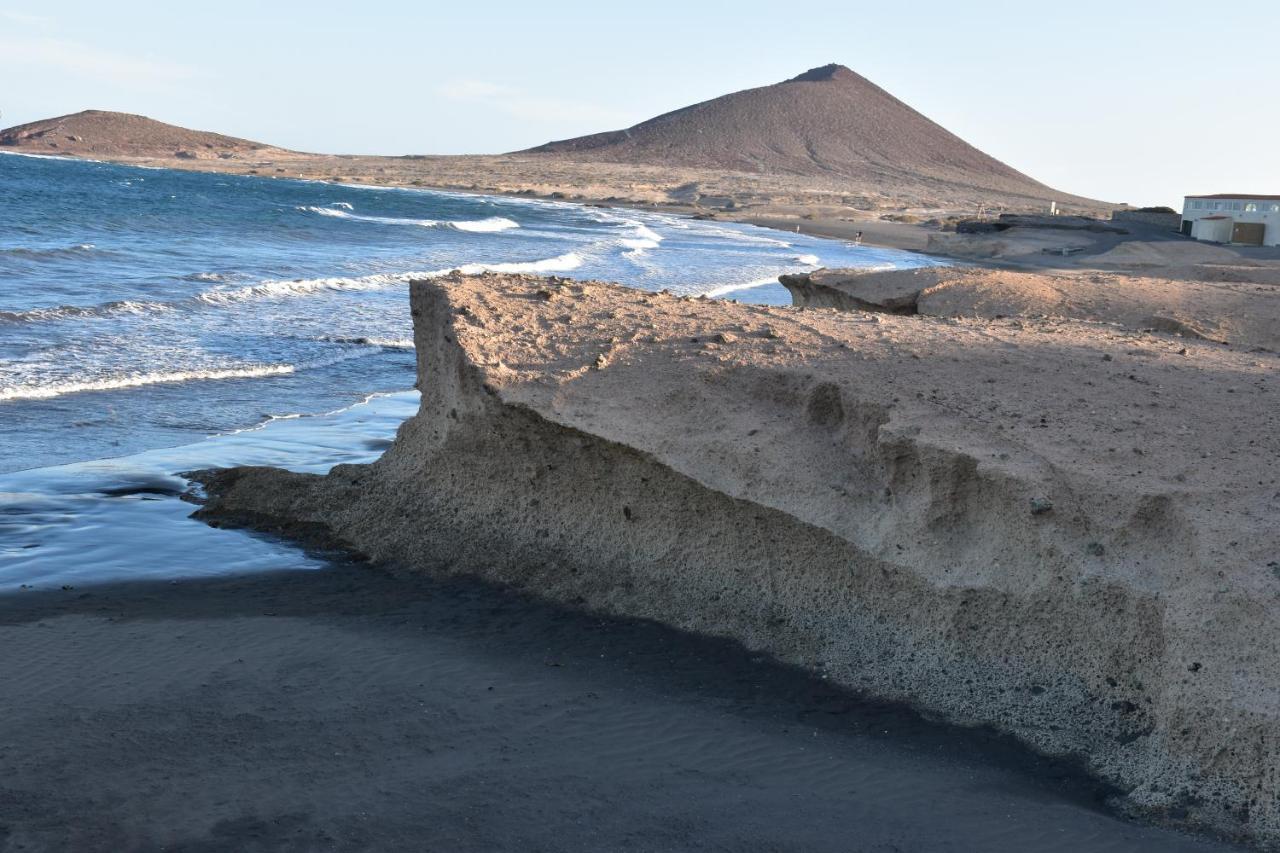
[700,277,785,299]
[452,217,522,233]
[1,252,583,322]
[312,336,415,349]
[0,299,174,323]
[0,350,381,403]
[619,221,664,257]
[298,206,519,233]
[453,252,583,275]
[0,363,297,402]
[196,271,412,305]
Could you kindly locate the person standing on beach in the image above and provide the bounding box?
[854,231,863,245]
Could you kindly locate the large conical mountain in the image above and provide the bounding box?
[0,110,286,160]
[525,64,1067,202]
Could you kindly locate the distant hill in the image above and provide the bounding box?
[0,110,287,160]
[524,64,1077,204]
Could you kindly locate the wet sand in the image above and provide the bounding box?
[0,561,1242,852]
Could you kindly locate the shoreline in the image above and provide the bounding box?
[19,148,1280,281]
[2,148,947,257]
[0,563,1242,852]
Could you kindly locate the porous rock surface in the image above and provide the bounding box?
[784,265,1280,351]
[197,273,1280,846]
[780,266,954,313]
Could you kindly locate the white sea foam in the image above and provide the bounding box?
[0,299,175,323]
[700,277,785,299]
[196,271,411,305]
[616,220,665,258]
[0,150,99,163]
[453,252,583,275]
[357,338,414,349]
[0,364,297,402]
[686,221,793,247]
[314,335,415,349]
[196,250,583,305]
[4,249,585,323]
[452,217,521,233]
[794,254,821,265]
[298,206,519,233]
[621,238,662,251]
[0,349,380,403]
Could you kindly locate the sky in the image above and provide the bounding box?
[2,0,1277,208]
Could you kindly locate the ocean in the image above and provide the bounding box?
[0,152,942,588]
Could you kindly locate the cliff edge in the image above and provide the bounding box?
[196,273,1280,845]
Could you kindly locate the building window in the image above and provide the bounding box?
[1246,203,1258,212]
[1270,204,1280,213]
[1232,202,1243,211]
[1192,200,1203,210]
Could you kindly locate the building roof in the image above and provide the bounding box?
[1186,193,1280,201]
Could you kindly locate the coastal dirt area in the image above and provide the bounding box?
[0,565,1244,853]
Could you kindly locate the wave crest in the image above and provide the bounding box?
[0,299,174,323]
[297,206,519,233]
[0,364,297,402]
[0,350,381,403]
[454,252,583,275]
[196,272,411,306]
[2,251,582,323]
[700,277,784,299]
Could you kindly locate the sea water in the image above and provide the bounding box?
[0,153,942,588]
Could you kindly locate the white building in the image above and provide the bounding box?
[1181,194,1280,246]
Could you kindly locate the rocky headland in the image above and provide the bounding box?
[195,272,1280,847]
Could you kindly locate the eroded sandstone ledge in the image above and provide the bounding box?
[196,272,1279,846]
[781,266,1280,352]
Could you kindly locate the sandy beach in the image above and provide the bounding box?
[0,563,1244,852]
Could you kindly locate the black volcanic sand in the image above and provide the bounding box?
[0,561,1242,853]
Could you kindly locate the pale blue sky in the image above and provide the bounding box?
[3,0,1277,207]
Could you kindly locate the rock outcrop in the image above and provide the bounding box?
[780,266,953,313]
[196,272,1280,846]
[782,266,1280,351]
